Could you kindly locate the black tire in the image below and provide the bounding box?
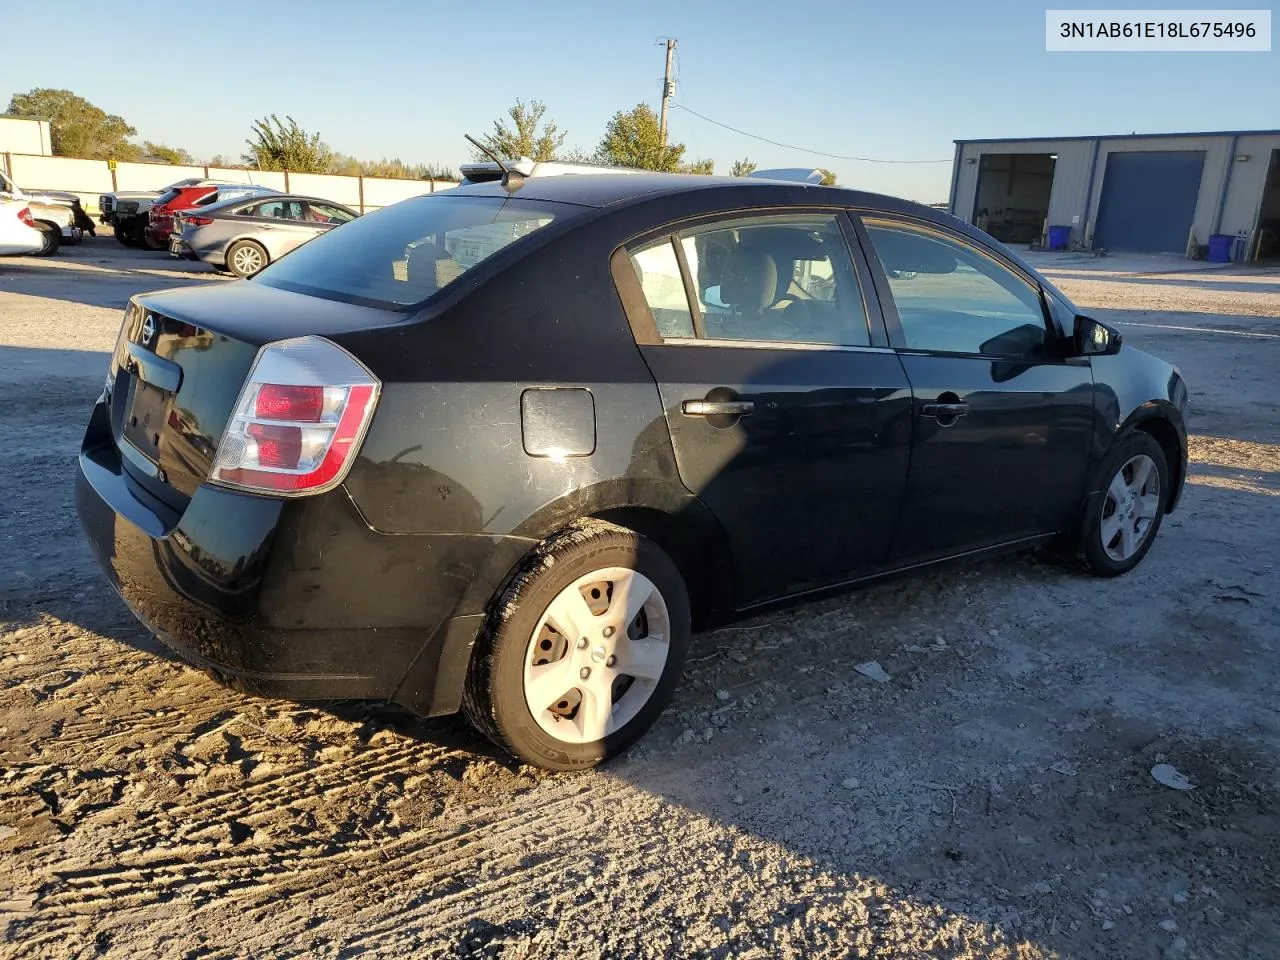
[463,520,691,771]
[114,223,135,247]
[33,221,60,256]
[1077,431,1170,577]
[226,239,268,278]
[126,219,149,248]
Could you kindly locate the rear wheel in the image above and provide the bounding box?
[33,221,60,256]
[463,521,691,770]
[226,240,268,278]
[1078,431,1169,576]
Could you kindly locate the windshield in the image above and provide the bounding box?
[255,195,577,308]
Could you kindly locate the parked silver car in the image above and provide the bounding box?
[170,194,358,277]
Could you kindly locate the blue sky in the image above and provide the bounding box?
[3,0,1275,201]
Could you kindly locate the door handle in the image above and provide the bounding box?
[682,399,754,417]
[921,401,970,419]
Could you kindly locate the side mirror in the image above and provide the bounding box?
[1073,315,1122,356]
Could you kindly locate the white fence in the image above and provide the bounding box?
[0,153,458,215]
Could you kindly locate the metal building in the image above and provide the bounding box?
[948,130,1280,263]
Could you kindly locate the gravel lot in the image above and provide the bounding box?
[1,238,1278,959]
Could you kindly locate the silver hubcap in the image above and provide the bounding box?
[1100,454,1160,562]
[523,567,670,744]
[233,246,263,274]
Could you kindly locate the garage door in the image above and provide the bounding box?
[1093,151,1206,254]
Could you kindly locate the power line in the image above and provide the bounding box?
[669,102,952,164]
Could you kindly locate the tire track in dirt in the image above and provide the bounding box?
[31,753,636,941]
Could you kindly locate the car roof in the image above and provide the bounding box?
[448,172,923,217]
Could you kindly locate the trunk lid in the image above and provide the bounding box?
[108,282,405,511]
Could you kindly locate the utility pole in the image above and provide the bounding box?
[659,38,677,147]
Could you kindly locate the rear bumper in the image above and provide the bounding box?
[75,398,524,714]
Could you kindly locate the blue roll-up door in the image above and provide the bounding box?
[1094,151,1206,253]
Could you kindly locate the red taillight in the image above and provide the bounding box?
[211,337,380,497]
[255,383,324,421]
[18,207,34,226]
[185,216,213,227]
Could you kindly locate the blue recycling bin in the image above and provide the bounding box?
[1207,234,1233,263]
[1048,225,1071,251]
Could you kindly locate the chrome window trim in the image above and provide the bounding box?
[657,337,895,354]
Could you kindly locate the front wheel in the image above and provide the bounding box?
[1078,431,1170,576]
[463,521,691,770]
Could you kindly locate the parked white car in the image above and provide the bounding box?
[0,200,44,255]
[0,169,81,255]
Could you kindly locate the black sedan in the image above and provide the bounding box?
[76,173,1189,770]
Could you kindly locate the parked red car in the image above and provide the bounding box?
[145,184,279,250]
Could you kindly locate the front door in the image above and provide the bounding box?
[622,212,913,605]
[857,215,1095,564]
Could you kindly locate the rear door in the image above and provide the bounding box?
[617,212,913,606]
[855,215,1095,564]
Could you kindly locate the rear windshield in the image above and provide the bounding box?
[255,195,577,308]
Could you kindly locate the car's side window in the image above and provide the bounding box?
[629,239,696,339]
[862,219,1049,358]
[676,214,870,347]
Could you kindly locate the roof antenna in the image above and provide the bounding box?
[464,134,525,190]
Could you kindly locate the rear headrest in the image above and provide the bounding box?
[720,247,777,310]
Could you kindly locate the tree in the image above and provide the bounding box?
[556,145,598,164]
[817,168,838,186]
[5,88,139,160]
[326,153,457,181]
[681,158,715,175]
[243,115,329,172]
[595,104,687,172]
[142,142,194,165]
[730,158,757,177]
[474,99,566,162]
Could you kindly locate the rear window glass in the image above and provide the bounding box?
[255,195,575,308]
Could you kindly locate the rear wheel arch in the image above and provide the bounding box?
[587,505,734,630]
[462,483,736,633]
[32,220,60,256]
